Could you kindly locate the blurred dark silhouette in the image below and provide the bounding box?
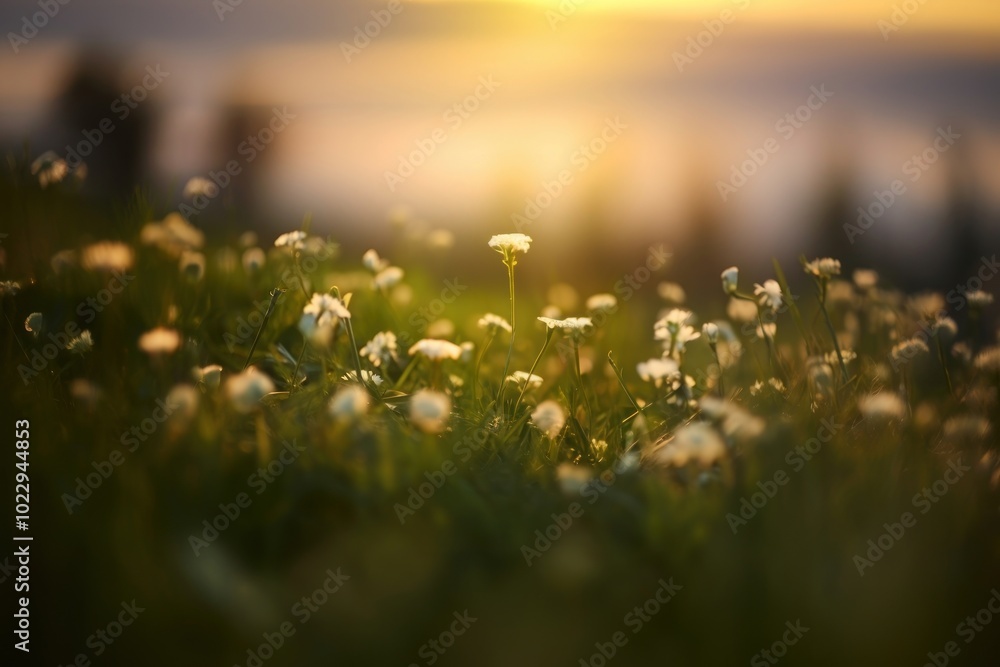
[51,47,154,198]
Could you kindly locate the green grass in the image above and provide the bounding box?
[2,168,1000,667]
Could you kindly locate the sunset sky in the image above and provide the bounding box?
[408,0,1000,32]
[1,0,998,276]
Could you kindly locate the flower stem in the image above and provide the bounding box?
[607,351,643,420]
[474,331,495,402]
[573,342,593,433]
[936,336,954,396]
[514,328,553,412]
[244,288,285,371]
[498,258,517,403]
[818,283,849,383]
[710,344,725,397]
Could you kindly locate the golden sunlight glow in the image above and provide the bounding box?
[407,0,1000,33]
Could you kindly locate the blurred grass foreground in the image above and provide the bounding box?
[1,152,1000,667]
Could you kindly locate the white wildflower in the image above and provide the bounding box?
[299,293,350,346]
[427,319,455,339]
[329,385,370,421]
[24,312,43,336]
[141,213,204,257]
[537,316,593,342]
[636,358,680,388]
[853,269,879,289]
[506,371,544,390]
[652,422,725,468]
[408,338,463,361]
[488,233,532,256]
[585,293,618,315]
[530,400,566,439]
[804,257,841,280]
[225,367,275,413]
[138,327,181,355]
[721,266,739,295]
[81,241,134,272]
[858,392,907,422]
[754,279,783,311]
[67,330,94,355]
[727,298,758,323]
[183,176,219,199]
[362,249,390,273]
[702,322,719,344]
[657,282,686,304]
[410,389,451,434]
[360,331,398,368]
[192,364,223,390]
[556,463,595,495]
[478,313,512,334]
[274,231,308,250]
[373,266,404,291]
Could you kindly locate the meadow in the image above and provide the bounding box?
[2,157,1000,667]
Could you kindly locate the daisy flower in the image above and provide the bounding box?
[652,422,725,468]
[67,330,94,355]
[858,392,907,422]
[225,367,275,413]
[530,400,566,439]
[362,249,390,273]
[192,364,223,389]
[408,339,463,362]
[537,316,593,342]
[329,385,371,421]
[804,257,841,280]
[488,233,532,257]
[410,389,452,434]
[585,293,618,315]
[360,331,398,368]
[505,371,544,390]
[637,357,680,388]
[274,231,308,250]
[299,293,351,346]
[754,280,783,311]
[478,313,512,335]
[373,266,404,291]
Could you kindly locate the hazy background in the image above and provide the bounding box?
[2,0,999,287]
